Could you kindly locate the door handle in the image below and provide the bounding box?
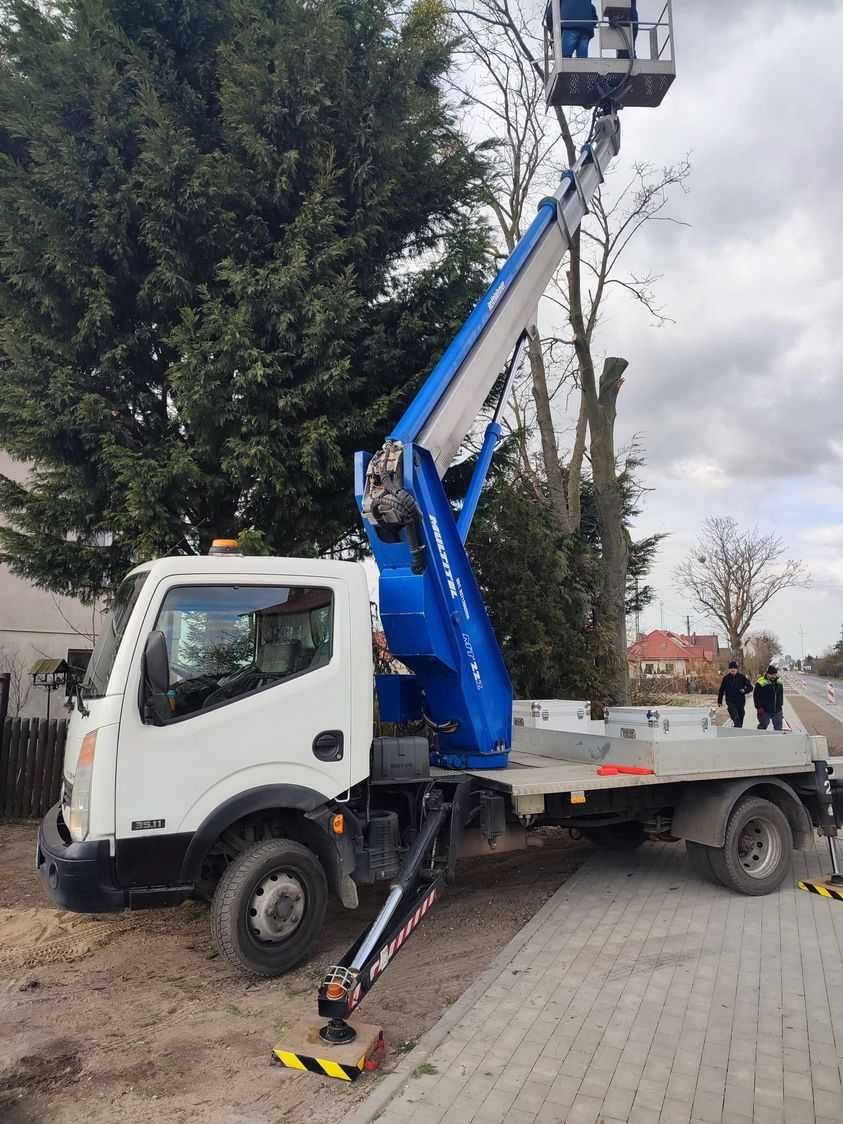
[312,730,344,762]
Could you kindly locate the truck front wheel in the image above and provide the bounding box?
[210,838,327,977]
[708,796,793,896]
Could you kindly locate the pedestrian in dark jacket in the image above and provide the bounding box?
[754,665,784,731]
[717,660,753,728]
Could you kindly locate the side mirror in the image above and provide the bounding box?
[144,630,170,693]
[142,630,171,724]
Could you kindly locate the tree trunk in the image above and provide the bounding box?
[584,357,630,705]
[567,393,588,531]
[528,336,572,536]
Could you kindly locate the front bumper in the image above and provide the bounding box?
[37,802,126,913]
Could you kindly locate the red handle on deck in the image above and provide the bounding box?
[596,764,654,776]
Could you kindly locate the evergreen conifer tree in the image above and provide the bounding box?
[0,0,489,599]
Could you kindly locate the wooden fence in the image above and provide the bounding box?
[0,717,68,819]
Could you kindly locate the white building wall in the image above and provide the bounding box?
[0,453,101,718]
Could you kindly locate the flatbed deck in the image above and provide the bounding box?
[434,727,828,809]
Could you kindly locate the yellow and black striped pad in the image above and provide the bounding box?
[272,1047,366,1081]
[272,1021,383,1082]
[798,879,843,902]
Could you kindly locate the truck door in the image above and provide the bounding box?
[114,575,352,886]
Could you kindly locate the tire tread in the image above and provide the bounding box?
[708,795,792,896]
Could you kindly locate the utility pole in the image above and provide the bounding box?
[659,601,664,629]
[800,626,806,662]
[634,576,641,640]
[685,614,691,641]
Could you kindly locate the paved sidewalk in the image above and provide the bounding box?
[347,836,843,1124]
[783,696,805,733]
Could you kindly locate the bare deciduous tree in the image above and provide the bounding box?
[0,645,33,716]
[744,629,783,681]
[448,0,689,701]
[675,517,808,658]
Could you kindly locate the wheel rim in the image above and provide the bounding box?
[247,871,306,943]
[737,816,782,879]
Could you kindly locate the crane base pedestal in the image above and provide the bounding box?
[272,1020,383,1081]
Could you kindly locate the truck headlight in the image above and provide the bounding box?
[68,730,97,842]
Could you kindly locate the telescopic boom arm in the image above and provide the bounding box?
[356,112,622,770]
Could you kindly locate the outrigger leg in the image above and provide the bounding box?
[798,761,843,901]
[272,791,452,1080]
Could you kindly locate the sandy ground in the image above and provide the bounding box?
[0,822,591,1124]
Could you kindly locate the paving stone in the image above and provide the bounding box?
[628,1108,662,1124]
[545,1074,583,1106]
[690,1089,723,1123]
[534,1106,567,1124]
[811,1062,843,1093]
[781,1049,811,1075]
[782,1070,813,1102]
[659,1099,693,1124]
[558,1051,593,1080]
[601,1084,636,1119]
[781,1097,815,1124]
[440,1107,478,1124]
[697,1066,727,1095]
[634,1078,668,1112]
[813,1088,843,1117]
[722,1083,754,1118]
[563,1093,603,1123]
[611,1061,646,1091]
[505,1111,538,1124]
[576,1069,613,1099]
[673,1051,703,1077]
[751,1106,784,1124]
[666,1072,696,1102]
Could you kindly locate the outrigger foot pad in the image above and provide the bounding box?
[272,1020,383,1082]
[798,879,843,902]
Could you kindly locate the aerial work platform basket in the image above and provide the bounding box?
[544,0,675,109]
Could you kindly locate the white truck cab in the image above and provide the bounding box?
[38,553,374,974]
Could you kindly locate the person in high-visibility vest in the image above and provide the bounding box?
[754,665,784,731]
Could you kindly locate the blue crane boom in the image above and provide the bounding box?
[355,112,621,770]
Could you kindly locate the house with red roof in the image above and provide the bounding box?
[628,629,721,679]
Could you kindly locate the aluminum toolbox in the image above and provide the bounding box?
[605,705,714,741]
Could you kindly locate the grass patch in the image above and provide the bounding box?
[394,1038,418,1055]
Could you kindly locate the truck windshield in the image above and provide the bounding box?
[82,571,148,698]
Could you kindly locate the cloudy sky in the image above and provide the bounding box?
[546,0,843,660]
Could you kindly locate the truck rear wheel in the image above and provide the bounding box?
[708,796,792,896]
[582,823,648,851]
[210,838,327,977]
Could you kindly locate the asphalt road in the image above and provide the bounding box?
[785,670,843,722]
